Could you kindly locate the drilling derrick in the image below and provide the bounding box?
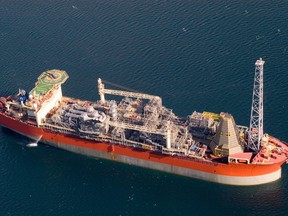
[248,58,265,152]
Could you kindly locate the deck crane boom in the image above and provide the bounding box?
[97,78,162,106]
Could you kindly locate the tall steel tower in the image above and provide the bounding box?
[248,58,265,151]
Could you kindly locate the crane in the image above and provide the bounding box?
[97,78,162,106]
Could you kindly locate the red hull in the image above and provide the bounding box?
[0,113,284,179]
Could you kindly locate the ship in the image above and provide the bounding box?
[0,58,287,186]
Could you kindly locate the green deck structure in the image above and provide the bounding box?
[30,69,69,96]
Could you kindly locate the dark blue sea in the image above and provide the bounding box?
[0,0,287,215]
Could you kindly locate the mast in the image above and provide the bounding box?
[248,58,265,151]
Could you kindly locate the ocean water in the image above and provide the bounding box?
[0,0,287,215]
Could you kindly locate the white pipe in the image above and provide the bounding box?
[166,129,171,149]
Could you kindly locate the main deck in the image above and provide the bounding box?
[0,69,287,167]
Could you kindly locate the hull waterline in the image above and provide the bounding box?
[0,114,283,186]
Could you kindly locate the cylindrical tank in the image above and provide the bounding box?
[110,100,117,121]
[86,106,94,113]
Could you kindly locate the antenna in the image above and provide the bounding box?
[248,58,265,151]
